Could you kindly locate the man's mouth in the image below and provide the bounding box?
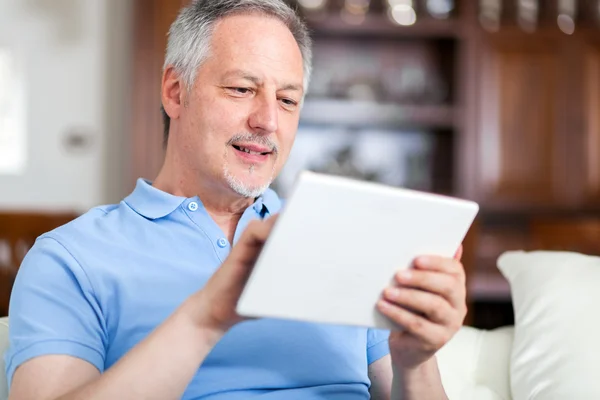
[231,144,272,156]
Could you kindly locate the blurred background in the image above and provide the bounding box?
[1,0,599,328]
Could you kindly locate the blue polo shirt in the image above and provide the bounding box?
[5,179,390,399]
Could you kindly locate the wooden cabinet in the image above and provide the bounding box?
[0,213,77,316]
[464,26,600,212]
[471,32,565,210]
[530,217,600,255]
[460,12,600,314]
[130,0,188,186]
[126,0,599,327]
[572,34,600,207]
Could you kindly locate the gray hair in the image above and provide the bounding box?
[161,0,313,144]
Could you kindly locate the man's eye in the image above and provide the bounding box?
[227,87,252,95]
[281,98,298,107]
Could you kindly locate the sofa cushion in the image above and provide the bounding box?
[498,251,600,400]
[1,317,8,400]
[437,325,513,400]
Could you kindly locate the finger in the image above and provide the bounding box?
[231,216,279,270]
[242,215,279,248]
[382,287,454,325]
[454,245,463,261]
[395,269,464,309]
[413,255,464,278]
[376,299,450,350]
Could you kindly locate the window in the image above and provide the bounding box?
[0,49,26,174]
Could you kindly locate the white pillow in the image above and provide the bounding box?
[497,251,600,400]
[438,325,513,400]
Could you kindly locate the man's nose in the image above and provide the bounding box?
[248,94,278,134]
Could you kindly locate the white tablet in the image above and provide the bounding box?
[236,171,479,330]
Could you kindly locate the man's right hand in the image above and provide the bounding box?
[182,215,279,335]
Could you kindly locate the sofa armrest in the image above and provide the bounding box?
[0,317,9,400]
[437,325,514,400]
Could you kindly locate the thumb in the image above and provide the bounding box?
[227,214,279,280]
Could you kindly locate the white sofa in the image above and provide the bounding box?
[2,250,599,399]
[1,318,8,400]
[0,317,513,400]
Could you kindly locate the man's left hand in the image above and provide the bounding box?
[377,246,466,370]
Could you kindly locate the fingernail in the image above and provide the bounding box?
[416,256,433,267]
[384,287,400,298]
[397,270,412,281]
[377,300,390,310]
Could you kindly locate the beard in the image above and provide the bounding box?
[223,133,279,198]
[223,163,276,198]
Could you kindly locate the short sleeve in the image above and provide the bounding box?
[4,236,107,389]
[366,328,390,364]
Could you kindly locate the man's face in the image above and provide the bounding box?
[176,13,304,198]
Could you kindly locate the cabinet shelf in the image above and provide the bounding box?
[300,99,455,130]
[305,14,461,39]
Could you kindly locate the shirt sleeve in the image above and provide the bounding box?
[366,328,390,364]
[4,236,107,389]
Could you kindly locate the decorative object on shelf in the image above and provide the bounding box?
[557,0,577,34]
[307,38,450,105]
[516,0,539,32]
[386,0,418,26]
[474,0,600,33]
[271,126,435,197]
[425,0,454,19]
[299,99,455,129]
[341,0,371,25]
[297,0,327,10]
[479,0,502,32]
[294,0,462,34]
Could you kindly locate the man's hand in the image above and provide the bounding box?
[377,246,466,370]
[183,216,278,334]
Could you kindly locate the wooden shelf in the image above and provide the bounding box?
[305,13,462,38]
[468,271,512,301]
[300,99,455,130]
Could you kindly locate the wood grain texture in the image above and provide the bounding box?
[582,39,600,204]
[129,0,186,187]
[474,33,565,209]
[0,212,77,316]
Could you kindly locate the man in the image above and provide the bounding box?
[5,1,467,399]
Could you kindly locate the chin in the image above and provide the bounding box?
[223,168,273,198]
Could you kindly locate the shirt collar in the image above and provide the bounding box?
[124,179,187,220]
[124,178,282,220]
[256,187,282,216]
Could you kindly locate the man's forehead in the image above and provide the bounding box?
[211,14,302,58]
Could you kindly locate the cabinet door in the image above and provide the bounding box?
[130,0,189,188]
[530,217,600,256]
[579,36,600,206]
[472,33,567,210]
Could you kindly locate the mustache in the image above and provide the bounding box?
[227,133,279,154]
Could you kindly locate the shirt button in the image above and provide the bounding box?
[188,202,198,212]
[217,238,228,248]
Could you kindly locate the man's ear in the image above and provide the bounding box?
[161,65,184,120]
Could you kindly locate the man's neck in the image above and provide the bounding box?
[153,164,254,243]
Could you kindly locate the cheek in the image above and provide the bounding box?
[277,116,299,150]
[191,91,243,135]
[274,137,294,173]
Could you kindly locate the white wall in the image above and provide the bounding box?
[0,0,132,212]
